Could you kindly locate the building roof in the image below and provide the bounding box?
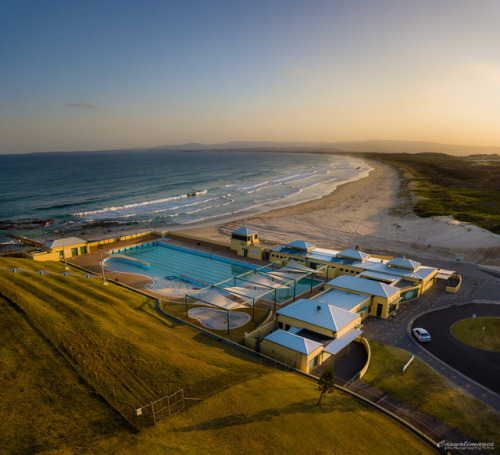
[324,329,363,355]
[232,227,257,236]
[358,270,402,284]
[264,329,323,355]
[327,275,400,298]
[387,257,421,271]
[285,240,315,251]
[277,299,360,333]
[361,261,437,281]
[313,289,369,311]
[43,237,86,249]
[337,249,370,261]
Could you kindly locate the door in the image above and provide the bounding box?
[376,304,383,317]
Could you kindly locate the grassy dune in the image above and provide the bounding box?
[364,340,500,447]
[0,257,435,453]
[367,153,500,234]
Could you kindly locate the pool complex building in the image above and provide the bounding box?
[104,239,321,304]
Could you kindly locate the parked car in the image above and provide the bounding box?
[412,328,431,342]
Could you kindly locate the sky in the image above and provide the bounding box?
[1,0,500,153]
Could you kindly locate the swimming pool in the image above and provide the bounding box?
[104,241,318,300]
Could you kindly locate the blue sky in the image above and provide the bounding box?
[1,0,500,153]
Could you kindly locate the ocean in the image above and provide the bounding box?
[0,150,370,243]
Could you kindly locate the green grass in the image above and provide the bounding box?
[451,317,500,352]
[364,340,500,447]
[0,257,437,453]
[366,153,500,234]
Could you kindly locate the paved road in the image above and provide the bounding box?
[361,256,500,411]
[414,303,500,393]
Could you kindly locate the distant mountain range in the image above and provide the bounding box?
[152,140,500,156]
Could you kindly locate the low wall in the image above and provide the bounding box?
[164,231,229,248]
[446,274,462,293]
[244,319,275,350]
[358,338,371,379]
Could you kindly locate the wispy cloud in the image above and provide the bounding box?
[284,61,306,74]
[66,103,98,108]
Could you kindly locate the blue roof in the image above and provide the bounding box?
[277,299,360,332]
[285,240,315,251]
[264,329,323,355]
[387,257,420,271]
[327,275,400,298]
[313,289,369,311]
[337,249,370,261]
[232,227,257,236]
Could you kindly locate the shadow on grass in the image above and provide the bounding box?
[171,398,343,433]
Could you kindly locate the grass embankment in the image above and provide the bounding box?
[0,257,435,454]
[364,340,500,447]
[368,153,500,234]
[451,317,500,352]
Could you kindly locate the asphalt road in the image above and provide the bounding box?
[414,303,500,394]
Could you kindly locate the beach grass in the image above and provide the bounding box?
[451,317,500,352]
[367,153,500,234]
[0,257,435,453]
[363,340,500,447]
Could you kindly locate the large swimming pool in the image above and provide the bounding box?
[104,241,317,299]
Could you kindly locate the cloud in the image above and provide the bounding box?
[66,103,98,108]
[284,61,306,74]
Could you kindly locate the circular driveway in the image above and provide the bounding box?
[413,303,500,394]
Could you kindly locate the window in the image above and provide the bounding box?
[278,322,283,329]
[285,324,291,331]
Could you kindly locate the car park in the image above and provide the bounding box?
[412,328,431,342]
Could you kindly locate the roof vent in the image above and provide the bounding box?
[316,305,321,312]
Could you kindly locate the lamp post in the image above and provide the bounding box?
[98,244,108,285]
[60,233,69,270]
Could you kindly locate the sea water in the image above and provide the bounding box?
[0,150,369,242]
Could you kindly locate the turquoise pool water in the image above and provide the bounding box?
[104,241,318,300]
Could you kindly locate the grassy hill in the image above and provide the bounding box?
[0,257,434,453]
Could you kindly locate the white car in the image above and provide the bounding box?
[413,328,431,342]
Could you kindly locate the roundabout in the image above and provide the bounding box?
[413,303,500,394]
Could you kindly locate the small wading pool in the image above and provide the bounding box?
[103,241,320,301]
[188,307,251,330]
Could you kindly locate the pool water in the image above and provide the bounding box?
[104,241,318,300]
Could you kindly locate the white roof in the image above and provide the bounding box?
[280,259,317,273]
[324,329,363,355]
[277,299,360,333]
[327,275,400,298]
[195,288,248,310]
[264,329,323,355]
[314,289,369,311]
[43,237,86,249]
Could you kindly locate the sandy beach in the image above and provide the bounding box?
[180,160,500,266]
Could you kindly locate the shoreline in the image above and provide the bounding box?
[178,159,500,266]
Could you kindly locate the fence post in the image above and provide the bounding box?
[151,402,156,425]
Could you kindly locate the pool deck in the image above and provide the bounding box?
[68,236,322,304]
